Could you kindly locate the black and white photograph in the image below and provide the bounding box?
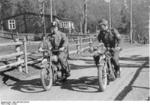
[0,0,149,102]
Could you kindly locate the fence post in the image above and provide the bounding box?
[11,31,14,40]
[16,32,18,39]
[15,38,22,72]
[80,37,82,52]
[26,34,28,41]
[89,36,93,47]
[76,36,80,54]
[23,37,28,73]
[93,35,96,42]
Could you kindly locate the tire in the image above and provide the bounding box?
[41,64,53,91]
[98,61,108,92]
[109,64,116,81]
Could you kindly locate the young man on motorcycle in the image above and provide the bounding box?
[94,18,122,78]
[39,22,70,78]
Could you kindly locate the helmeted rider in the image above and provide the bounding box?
[94,18,122,77]
[39,21,70,78]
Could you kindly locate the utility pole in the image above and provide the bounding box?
[38,0,46,37]
[108,0,111,29]
[148,6,150,41]
[53,0,56,16]
[50,0,53,23]
[80,2,84,34]
[83,0,87,34]
[42,1,46,35]
[0,3,3,31]
[80,21,83,34]
[130,0,133,44]
[104,0,111,29]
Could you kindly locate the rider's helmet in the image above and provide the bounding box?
[50,21,59,34]
[50,21,58,28]
[98,18,109,30]
[98,18,108,26]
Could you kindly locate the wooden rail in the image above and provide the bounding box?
[0,52,24,60]
[0,42,22,47]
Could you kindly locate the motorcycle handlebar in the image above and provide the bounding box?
[39,49,64,53]
[52,49,63,52]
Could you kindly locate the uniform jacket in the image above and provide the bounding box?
[97,28,121,48]
[39,31,68,50]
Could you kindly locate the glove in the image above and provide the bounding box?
[115,47,122,51]
[38,47,44,52]
[59,47,65,51]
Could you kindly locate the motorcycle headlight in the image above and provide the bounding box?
[41,59,48,68]
[42,59,47,64]
[51,55,58,62]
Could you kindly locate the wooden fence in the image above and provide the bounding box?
[0,37,26,73]
[0,33,97,73]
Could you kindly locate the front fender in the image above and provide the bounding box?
[41,58,49,68]
[99,54,106,66]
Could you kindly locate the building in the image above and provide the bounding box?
[1,12,75,34]
[53,17,75,33]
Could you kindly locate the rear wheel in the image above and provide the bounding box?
[98,61,108,92]
[41,63,53,91]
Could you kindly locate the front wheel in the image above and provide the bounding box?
[41,64,53,91]
[98,61,108,92]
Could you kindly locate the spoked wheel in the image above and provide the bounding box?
[41,64,53,91]
[98,61,108,92]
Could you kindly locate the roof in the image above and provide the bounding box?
[2,12,73,22]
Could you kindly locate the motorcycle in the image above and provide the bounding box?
[90,44,122,91]
[40,48,70,91]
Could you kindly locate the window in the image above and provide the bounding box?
[8,19,16,30]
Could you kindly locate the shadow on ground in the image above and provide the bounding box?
[0,55,149,94]
[0,68,44,93]
[120,55,149,62]
[114,56,149,100]
[1,74,44,93]
[9,78,44,93]
[60,76,100,93]
[1,73,99,93]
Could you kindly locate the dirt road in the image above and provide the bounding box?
[0,44,149,101]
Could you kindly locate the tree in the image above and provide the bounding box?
[0,0,12,30]
[118,0,130,34]
[132,0,149,43]
[0,0,12,19]
[15,0,41,33]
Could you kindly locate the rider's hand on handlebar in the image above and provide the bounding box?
[59,47,65,51]
[38,47,44,52]
[115,47,123,51]
[38,47,52,53]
